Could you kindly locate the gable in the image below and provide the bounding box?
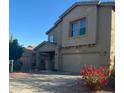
[59,1,114,19]
[45,1,114,37]
[62,5,97,47]
[34,42,57,52]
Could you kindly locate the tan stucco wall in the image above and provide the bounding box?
[109,9,115,71]
[59,6,114,73]
[34,5,114,73]
[48,22,62,47]
[111,9,115,56]
[62,5,97,47]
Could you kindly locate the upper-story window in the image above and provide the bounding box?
[49,35,54,42]
[80,19,86,35]
[71,22,78,37]
[70,18,86,37]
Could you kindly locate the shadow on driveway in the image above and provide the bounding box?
[10,72,114,93]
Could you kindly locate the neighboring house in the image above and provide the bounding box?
[19,45,36,72]
[34,1,115,73]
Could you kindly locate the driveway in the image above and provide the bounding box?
[10,72,114,93]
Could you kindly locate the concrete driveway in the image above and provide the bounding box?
[10,72,114,93]
[10,72,82,93]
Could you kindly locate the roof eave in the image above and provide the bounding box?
[33,41,47,51]
[45,0,115,35]
[46,26,55,35]
[59,1,99,19]
[33,41,57,51]
[46,1,100,35]
[46,19,62,35]
[99,2,115,6]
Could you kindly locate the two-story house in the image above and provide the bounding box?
[34,0,115,73]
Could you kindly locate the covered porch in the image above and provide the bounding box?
[37,51,55,71]
[34,41,59,71]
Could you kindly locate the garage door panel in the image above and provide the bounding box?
[62,53,100,73]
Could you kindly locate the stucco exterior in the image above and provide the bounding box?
[34,1,115,73]
[59,6,115,73]
[48,23,62,47]
[62,5,97,47]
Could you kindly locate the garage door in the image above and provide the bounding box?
[62,53,100,73]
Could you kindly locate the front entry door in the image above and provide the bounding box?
[40,53,49,70]
[40,52,55,71]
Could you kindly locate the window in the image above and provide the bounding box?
[70,18,86,37]
[49,35,54,42]
[80,19,86,35]
[71,23,78,37]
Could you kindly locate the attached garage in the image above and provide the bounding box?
[62,53,100,73]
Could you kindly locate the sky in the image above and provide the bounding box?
[10,0,114,47]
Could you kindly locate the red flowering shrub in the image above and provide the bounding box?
[80,65,109,91]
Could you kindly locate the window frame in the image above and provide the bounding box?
[49,35,54,43]
[69,18,87,38]
[79,19,86,35]
[71,21,78,37]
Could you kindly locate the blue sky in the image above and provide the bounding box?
[10,0,114,47]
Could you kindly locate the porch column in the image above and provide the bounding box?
[45,54,50,70]
[36,52,40,70]
[54,48,59,70]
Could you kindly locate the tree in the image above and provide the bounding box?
[9,35,24,60]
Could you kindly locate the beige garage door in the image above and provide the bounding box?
[62,53,100,73]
